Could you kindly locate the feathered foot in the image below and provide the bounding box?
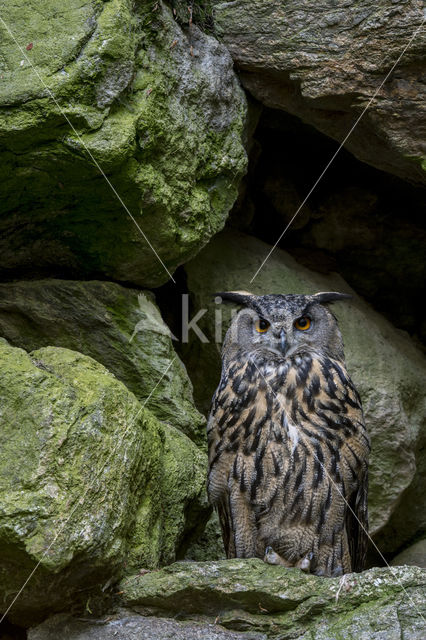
[264,546,314,572]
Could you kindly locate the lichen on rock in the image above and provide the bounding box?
[26,560,426,638]
[119,559,426,639]
[0,0,247,286]
[0,279,206,445]
[0,339,209,625]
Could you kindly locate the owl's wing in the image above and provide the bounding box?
[207,382,234,557]
[346,465,369,572]
[216,496,235,558]
[208,362,253,558]
[318,358,370,572]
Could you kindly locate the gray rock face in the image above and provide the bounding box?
[212,0,426,183]
[0,279,205,445]
[391,539,426,569]
[0,1,247,286]
[29,611,265,640]
[183,229,426,555]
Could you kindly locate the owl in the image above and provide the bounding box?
[207,291,369,577]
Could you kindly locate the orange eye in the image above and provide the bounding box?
[255,318,270,333]
[294,316,311,331]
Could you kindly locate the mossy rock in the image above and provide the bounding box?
[0,0,247,286]
[126,422,210,572]
[28,561,426,638]
[0,279,205,445]
[119,559,426,638]
[0,339,209,625]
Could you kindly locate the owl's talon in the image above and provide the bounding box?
[298,551,314,572]
[263,546,282,565]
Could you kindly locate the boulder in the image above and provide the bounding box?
[0,340,208,625]
[0,279,205,445]
[0,0,247,286]
[118,559,426,639]
[126,422,209,571]
[391,539,426,569]
[211,0,426,183]
[183,230,426,555]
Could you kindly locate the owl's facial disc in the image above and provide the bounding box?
[221,292,348,362]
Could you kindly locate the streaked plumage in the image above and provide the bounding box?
[207,291,369,576]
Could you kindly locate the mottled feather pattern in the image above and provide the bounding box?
[208,292,369,577]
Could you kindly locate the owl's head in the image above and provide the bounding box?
[218,291,351,362]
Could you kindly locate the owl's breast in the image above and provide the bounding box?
[208,352,368,510]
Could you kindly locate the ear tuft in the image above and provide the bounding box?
[313,292,352,305]
[214,291,255,306]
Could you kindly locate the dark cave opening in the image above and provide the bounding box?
[228,106,426,347]
[0,618,27,640]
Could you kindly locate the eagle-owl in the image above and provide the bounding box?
[207,291,369,577]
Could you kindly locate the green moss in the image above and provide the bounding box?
[120,561,426,638]
[0,0,247,286]
[0,340,150,621]
[126,423,209,572]
[0,339,209,625]
[0,280,206,445]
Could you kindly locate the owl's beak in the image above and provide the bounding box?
[279,328,287,354]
